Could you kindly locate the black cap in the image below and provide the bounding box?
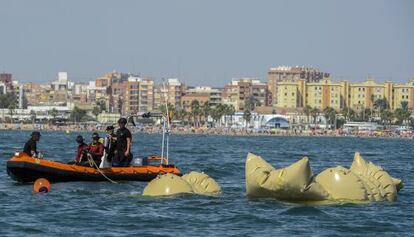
[76,135,84,143]
[31,131,41,137]
[118,117,127,124]
[92,132,100,139]
[106,125,115,131]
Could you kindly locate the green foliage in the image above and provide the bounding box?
[30,110,36,123]
[374,98,388,112]
[159,103,175,116]
[341,107,356,121]
[210,104,225,122]
[49,108,58,120]
[70,106,88,122]
[394,101,411,125]
[8,104,16,118]
[243,109,252,127]
[310,107,319,123]
[190,100,201,127]
[96,100,106,112]
[0,93,17,109]
[303,105,312,123]
[323,107,337,127]
[357,108,373,122]
[245,96,260,112]
[175,108,188,122]
[380,109,394,125]
[201,102,211,120]
[92,106,101,120]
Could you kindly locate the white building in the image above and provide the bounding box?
[0,81,6,94]
[0,105,71,121]
[51,72,69,91]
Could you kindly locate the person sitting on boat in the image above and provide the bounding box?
[88,132,104,166]
[112,117,132,167]
[23,131,41,157]
[74,135,89,165]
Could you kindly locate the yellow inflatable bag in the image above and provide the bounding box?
[245,153,319,200]
[143,173,193,196]
[182,171,221,195]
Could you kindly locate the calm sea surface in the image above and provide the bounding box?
[0,130,413,236]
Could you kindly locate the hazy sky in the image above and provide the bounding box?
[0,0,413,86]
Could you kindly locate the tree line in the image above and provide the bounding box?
[303,98,412,128]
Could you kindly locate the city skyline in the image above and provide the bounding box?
[1,0,413,86]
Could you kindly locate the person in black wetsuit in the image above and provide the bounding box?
[112,117,132,167]
[23,131,41,157]
[103,125,116,162]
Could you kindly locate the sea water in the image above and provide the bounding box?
[0,130,413,236]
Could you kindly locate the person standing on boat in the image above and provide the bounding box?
[103,125,116,162]
[88,132,104,166]
[112,117,132,167]
[23,131,41,157]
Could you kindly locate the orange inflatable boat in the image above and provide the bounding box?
[7,153,181,183]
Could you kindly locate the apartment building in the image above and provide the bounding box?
[222,78,270,112]
[393,80,414,110]
[181,86,222,112]
[153,78,186,111]
[268,66,329,107]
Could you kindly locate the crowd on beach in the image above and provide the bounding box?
[1,122,414,139]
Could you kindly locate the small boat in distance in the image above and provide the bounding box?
[7,153,181,183]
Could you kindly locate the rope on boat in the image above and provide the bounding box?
[87,153,118,184]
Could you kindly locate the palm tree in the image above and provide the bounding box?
[190,100,201,127]
[380,109,394,126]
[201,101,211,125]
[323,107,336,129]
[341,107,355,122]
[227,104,235,126]
[303,105,312,124]
[30,110,36,124]
[394,101,411,125]
[310,107,319,124]
[243,109,252,128]
[211,104,225,126]
[8,104,16,122]
[176,109,188,124]
[49,108,58,122]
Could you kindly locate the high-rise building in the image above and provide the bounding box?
[268,66,329,107]
[109,75,154,114]
[154,78,186,111]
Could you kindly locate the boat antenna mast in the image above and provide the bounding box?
[160,80,171,165]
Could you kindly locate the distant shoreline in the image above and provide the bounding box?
[1,123,413,140]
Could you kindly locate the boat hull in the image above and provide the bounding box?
[7,154,181,183]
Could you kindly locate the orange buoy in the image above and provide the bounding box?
[33,178,51,193]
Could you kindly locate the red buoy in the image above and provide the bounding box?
[33,178,51,193]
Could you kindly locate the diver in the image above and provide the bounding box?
[23,131,41,157]
[103,125,116,162]
[74,135,89,165]
[112,117,132,167]
[88,132,104,166]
